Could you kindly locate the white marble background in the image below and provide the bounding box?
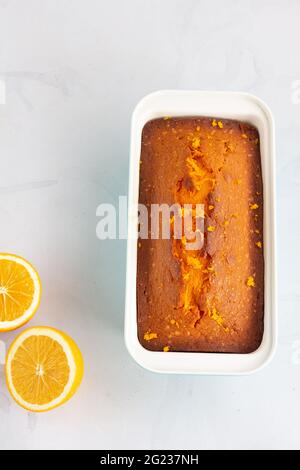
[0,0,298,450]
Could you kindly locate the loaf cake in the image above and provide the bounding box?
[137,117,264,353]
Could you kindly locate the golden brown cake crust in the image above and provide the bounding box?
[137,117,264,353]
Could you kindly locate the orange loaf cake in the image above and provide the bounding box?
[137,117,264,353]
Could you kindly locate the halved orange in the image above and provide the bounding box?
[0,254,41,331]
[6,326,84,412]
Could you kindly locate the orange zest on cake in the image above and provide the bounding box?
[138,117,264,353]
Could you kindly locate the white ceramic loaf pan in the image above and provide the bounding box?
[125,90,277,375]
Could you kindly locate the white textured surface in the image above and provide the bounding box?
[0,0,297,450]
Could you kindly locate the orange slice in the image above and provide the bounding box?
[0,254,41,331]
[6,326,84,412]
